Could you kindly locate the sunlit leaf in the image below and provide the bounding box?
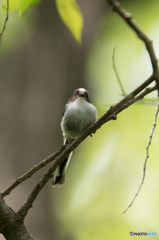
[56,0,83,43]
[2,0,41,15]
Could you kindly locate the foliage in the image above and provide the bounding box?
[1,0,83,43]
[2,0,41,15]
[56,0,83,43]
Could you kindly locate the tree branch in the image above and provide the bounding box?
[0,0,9,45]
[16,85,157,219]
[107,0,159,93]
[1,146,66,197]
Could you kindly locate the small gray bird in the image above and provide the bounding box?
[52,88,97,187]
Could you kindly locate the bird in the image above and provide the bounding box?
[52,88,97,187]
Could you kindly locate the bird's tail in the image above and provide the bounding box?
[52,151,73,187]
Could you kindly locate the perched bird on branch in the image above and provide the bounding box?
[52,88,97,187]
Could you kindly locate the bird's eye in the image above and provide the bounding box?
[74,91,79,96]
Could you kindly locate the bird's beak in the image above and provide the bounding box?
[79,93,84,97]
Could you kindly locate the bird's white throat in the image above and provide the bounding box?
[61,96,97,139]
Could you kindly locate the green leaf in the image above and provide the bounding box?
[2,0,41,15]
[56,0,83,44]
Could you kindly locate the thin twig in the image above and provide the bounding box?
[123,103,159,214]
[1,146,65,197]
[0,0,9,45]
[112,47,126,96]
[114,85,157,116]
[112,48,158,102]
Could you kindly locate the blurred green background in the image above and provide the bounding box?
[0,0,159,239]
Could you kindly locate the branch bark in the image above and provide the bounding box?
[0,194,33,240]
